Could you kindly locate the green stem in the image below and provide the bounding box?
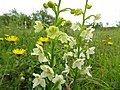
[82,0,88,27]
[78,0,88,58]
[55,0,61,25]
[50,40,55,68]
[72,68,78,89]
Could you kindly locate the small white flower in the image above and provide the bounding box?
[40,65,54,81]
[31,44,48,63]
[80,26,95,42]
[71,23,80,31]
[62,64,70,76]
[63,52,73,60]
[58,32,68,43]
[80,52,85,58]
[34,21,43,33]
[32,73,46,88]
[72,58,85,70]
[67,36,76,48]
[86,47,95,59]
[74,47,85,58]
[31,44,43,55]
[52,74,65,90]
[81,66,92,77]
[38,54,48,63]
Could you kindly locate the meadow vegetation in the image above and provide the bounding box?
[0,1,120,90]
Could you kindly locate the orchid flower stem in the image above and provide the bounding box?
[72,68,78,89]
[73,0,89,89]
[55,0,61,26]
[50,40,55,68]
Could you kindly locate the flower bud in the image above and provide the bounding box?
[74,8,83,16]
[43,3,48,8]
[20,76,25,81]
[70,9,75,14]
[94,14,101,20]
[86,4,92,9]
[47,1,55,8]
[64,20,72,26]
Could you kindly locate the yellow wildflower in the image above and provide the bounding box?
[13,48,26,55]
[107,42,113,45]
[38,37,49,42]
[0,38,4,41]
[5,36,18,42]
[37,37,49,45]
[37,40,43,45]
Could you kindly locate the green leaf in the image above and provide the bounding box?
[59,8,69,13]
[52,79,61,90]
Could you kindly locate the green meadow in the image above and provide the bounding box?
[0,10,120,90]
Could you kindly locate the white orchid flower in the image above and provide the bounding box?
[80,26,95,42]
[72,58,85,70]
[71,23,80,31]
[86,47,95,59]
[81,66,92,77]
[32,73,46,88]
[52,74,65,90]
[40,65,54,81]
[31,44,48,63]
[34,21,43,33]
[62,64,70,76]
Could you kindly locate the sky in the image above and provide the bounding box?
[0,0,120,26]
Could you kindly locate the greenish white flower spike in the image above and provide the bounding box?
[34,21,43,33]
[40,65,54,81]
[72,58,85,70]
[81,66,92,77]
[32,73,46,88]
[86,47,95,59]
[52,74,65,90]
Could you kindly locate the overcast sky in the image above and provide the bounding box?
[0,0,120,26]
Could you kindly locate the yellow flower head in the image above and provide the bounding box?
[13,48,26,55]
[37,40,43,45]
[107,42,113,45]
[37,37,49,45]
[38,37,49,42]
[0,38,4,41]
[5,36,18,42]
